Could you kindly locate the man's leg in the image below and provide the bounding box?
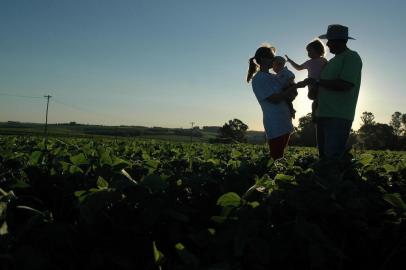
[323,117,352,159]
[316,118,326,159]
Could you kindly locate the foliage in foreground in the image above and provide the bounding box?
[0,136,406,270]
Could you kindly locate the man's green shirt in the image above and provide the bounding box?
[316,49,362,121]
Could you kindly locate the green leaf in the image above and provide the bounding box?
[359,153,374,166]
[0,222,8,235]
[153,241,165,265]
[9,179,31,189]
[28,151,43,165]
[231,149,242,159]
[175,243,185,251]
[206,158,220,165]
[383,193,406,210]
[0,202,7,218]
[60,161,71,171]
[274,173,294,181]
[0,188,8,197]
[216,192,241,207]
[249,201,260,208]
[97,176,109,189]
[112,156,130,168]
[141,175,169,192]
[99,150,113,166]
[74,190,87,197]
[144,159,160,174]
[69,165,84,174]
[383,164,396,173]
[70,153,88,165]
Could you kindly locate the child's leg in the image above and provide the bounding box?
[288,102,296,119]
[308,85,318,100]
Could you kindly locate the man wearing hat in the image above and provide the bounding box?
[303,24,362,160]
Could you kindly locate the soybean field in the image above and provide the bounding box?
[0,135,406,270]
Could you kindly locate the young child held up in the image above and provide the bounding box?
[285,39,327,122]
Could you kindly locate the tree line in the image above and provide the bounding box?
[292,111,406,150]
[217,112,406,150]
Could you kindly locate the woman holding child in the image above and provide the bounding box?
[247,45,296,160]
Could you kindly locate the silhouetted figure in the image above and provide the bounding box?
[272,56,297,119]
[247,45,296,159]
[301,24,363,160]
[286,39,328,122]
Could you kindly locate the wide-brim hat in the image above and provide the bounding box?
[319,24,355,40]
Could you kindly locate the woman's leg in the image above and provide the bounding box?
[268,133,291,159]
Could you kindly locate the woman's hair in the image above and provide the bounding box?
[246,45,276,83]
[306,39,325,57]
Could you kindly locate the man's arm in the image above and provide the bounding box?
[305,78,354,91]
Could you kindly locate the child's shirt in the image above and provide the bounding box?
[303,57,328,79]
[275,67,295,88]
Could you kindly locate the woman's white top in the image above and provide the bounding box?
[251,71,294,139]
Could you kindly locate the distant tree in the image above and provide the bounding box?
[360,111,375,126]
[401,114,406,136]
[358,123,396,150]
[390,111,402,136]
[217,119,248,143]
[295,113,316,146]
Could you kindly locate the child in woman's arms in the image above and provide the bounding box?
[272,56,297,119]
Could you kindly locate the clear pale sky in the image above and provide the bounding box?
[1,0,405,130]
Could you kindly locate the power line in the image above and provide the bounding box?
[0,92,43,99]
[52,98,128,123]
[1,93,129,125]
[52,98,94,114]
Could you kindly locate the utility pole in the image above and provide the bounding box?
[190,122,194,143]
[44,95,52,149]
[114,126,118,143]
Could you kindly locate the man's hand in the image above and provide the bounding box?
[284,86,298,99]
[303,78,317,86]
[295,80,308,88]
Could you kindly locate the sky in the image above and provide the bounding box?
[1,0,406,131]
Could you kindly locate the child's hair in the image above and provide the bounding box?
[306,39,325,57]
[273,56,286,65]
[246,45,276,83]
